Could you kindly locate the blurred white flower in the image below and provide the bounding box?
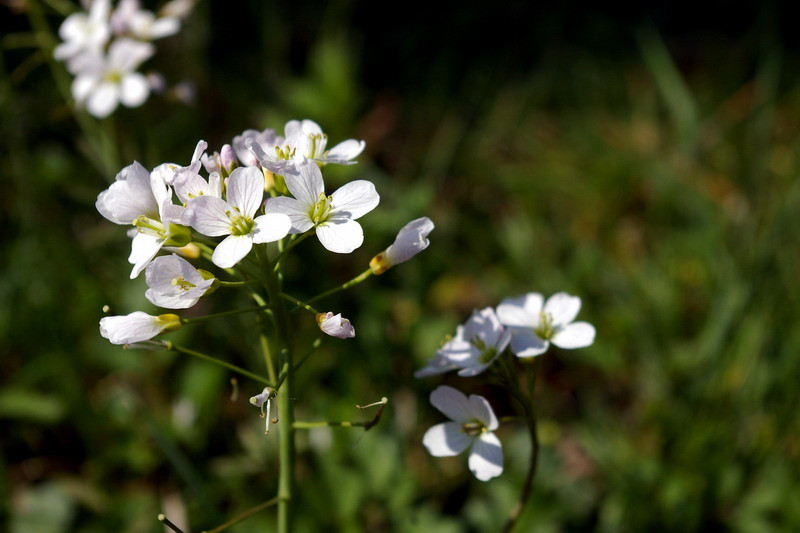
[71,38,154,118]
[496,292,595,357]
[54,0,111,73]
[316,312,355,339]
[232,128,283,167]
[416,307,511,378]
[370,217,434,275]
[111,0,181,40]
[145,254,215,309]
[100,311,181,345]
[422,385,503,482]
[183,167,291,268]
[264,159,379,253]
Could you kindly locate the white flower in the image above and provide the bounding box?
[316,312,355,339]
[416,307,511,378]
[71,38,154,118]
[111,0,181,40]
[183,166,291,268]
[232,128,284,167]
[100,311,181,345]
[96,161,189,278]
[53,0,111,72]
[200,144,237,177]
[422,385,503,482]
[264,159,379,253]
[370,217,434,275]
[245,119,365,175]
[145,255,215,309]
[496,292,595,357]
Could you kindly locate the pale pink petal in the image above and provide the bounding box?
[551,322,595,349]
[423,422,472,457]
[212,235,253,268]
[469,432,503,481]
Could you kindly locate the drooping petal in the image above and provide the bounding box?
[551,322,596,349]
[251,213,292,244]
[316,312,356,339]
[544,292,582,327]
[100,311,180,345]
[330,180,379,220]
[430,385,472,423]
[263,196,314,234]
[496,293,543,328]
[325,139,365,162]
[508,328,549,358]
[284,159,324,206]
[226,167,264,217]
[468,394,499,430]
[422,422,472,457]
[212,234,253,268]
[119,72,149,107]
[128,232,163,278]
[468,432,504,481]
[183,195,232,236]
[86,81,119,118]
[315,218,364,253]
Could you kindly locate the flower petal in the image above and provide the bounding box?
[508,328,549,358]
[496,293,543,328]
[120,72,149,107]
[414,352,460,378]
[468,395,499,430]
[183,195,232,236]
[128,232,162,278]
[469,432,503,481]
[284,159,324,206]
[325,139,365,162]
[330,180,379,220]
[226,167,264,217]
[251,213,292,244]
[422,422,472,457]
[551,322,595,349]
[544,292,582,326]
[96,161,157,224]
[86,81,119,118]
[100,311,168,345]
[430,385,472,423]
[263,196,313,233]
[212,235,253,268]
[316,218,364,253]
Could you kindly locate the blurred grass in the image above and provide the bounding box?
[3,2,800,532]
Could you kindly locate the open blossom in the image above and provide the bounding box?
[53,0,111,72]
[370,217,434,275]
[232,128,284,167]
[416,308,511,378]
[264,159,379,253]
[183,166,291,268]
[71,38,154,118]
[422,386,503,482]
[496,292,595,357]
[96,161,189,278]
[111,0,181,40]
[244,119,365,175]
[145,255,215,309]
[100,311,181,345]
[316,312,355,339]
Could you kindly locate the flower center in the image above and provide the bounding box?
[461,420,487,437]
[227,209,255,236]
[171,275,196,292]
[305,133,328,159]
[309,192,332,225]
[104,70,123,84]
[133,215,166,238]
[470,336,497,364]
[274,144,296,161]
[533,311,555,340]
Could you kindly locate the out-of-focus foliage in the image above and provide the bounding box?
[2,1,800,531]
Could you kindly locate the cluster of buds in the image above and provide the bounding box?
[417,292,595,481]
[54,0,195,117]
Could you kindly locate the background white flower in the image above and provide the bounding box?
[496,292,595,357]
[145,255,215,309]
[422,385,503,482]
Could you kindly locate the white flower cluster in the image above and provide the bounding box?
[417,292,595,481]
[97,119,434,345]
[54,0,194,117]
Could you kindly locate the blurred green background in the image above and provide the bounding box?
[3,1,800,531]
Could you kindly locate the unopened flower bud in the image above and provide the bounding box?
[316,312,356,339]
[370,217,434,275]
[100,311,182,345]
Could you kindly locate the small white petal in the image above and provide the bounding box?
[149,17,180,39]
[422,422,472,457]
[551,322,596,349]
[183,196,233,236]
[212,235,253,268]
[226,167,264,217]
[325,139,365,161]
[385,217,434,265]
[469,432,504,481]
[128,232,163,278]
[330,180,380,220]
[414,352,460,378]
[468,395,499,430]
[119,72,149,107]
[508,328,549,358]
[96,161,158,224]
[284,160,325,206]
[99,311,177,345]
[251,213,292,244]
[544,292,582,326]
[316,218,364,253]
[430,385,472,423]
[496,293,543,328]
[86,81,119,118]
[263,196,314,234]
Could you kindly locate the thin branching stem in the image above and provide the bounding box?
[201,497,280,533]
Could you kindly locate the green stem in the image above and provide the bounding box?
[219,279,263,287]
[170,344,271,386]
[304,268,373,307]
[201,497,280,533]
[280,292,319,314]
[293,397,388,431]
[158,514,185,533]
[271,233,311,270]
[181,304,272,324]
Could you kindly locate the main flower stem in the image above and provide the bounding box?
[261,247,294,533]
